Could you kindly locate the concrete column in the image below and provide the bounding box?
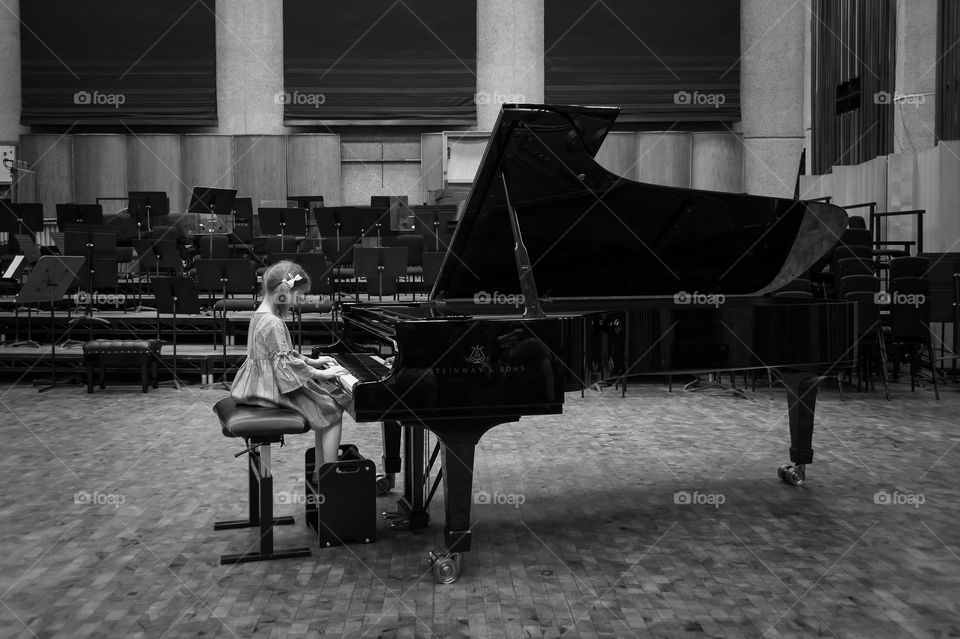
[740,0,806,197]
[216,0,285,135]
[894,0,937,152]
[0,0,22,141]
[476,0,544,131]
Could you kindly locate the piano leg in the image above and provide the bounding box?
[378,420,402,495]
[777,371,819,486]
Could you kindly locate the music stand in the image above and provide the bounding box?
[413,206,458,252]
[289,195,324,210]
[132,239,181,312]
[127,191,169,237]
[13,234,42,265]
[189,187,237,215]
[1,203,44,248]
[152,277,202,390]
[15,256,86,391]
[259,208,307,252]
[64,226,118,318]
[56,204,104,230]
[197,259,255,390]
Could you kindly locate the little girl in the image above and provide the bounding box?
[230,261,352,474]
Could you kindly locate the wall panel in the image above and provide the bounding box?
[691,132,743,192]
[636,132,691,188]
[286,134,342,208]
[180,135,235,209]
[72,134,127,209]
[17,134,73,218]
[127,134,183,213]
[595,132,638,182]
[234,135,287,209]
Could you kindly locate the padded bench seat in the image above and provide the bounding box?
[83,339,162,393]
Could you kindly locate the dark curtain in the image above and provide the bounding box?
[20,0,217,126]
[283,0,477,125]
[544,1,741,123]
[937,0,960,140]
[811,0,896,173]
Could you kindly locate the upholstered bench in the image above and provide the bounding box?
[82,339,162,393]
[213,397,312,564]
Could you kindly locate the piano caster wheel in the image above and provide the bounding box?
[428,549,461,584]
[376,474,395,495]
[778,463,806,486]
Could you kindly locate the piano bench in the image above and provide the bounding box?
[82,339,162,393]
[212,398,312,564]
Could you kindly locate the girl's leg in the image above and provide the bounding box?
[313,418,342,483]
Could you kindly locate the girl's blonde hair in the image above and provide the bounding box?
[262,260,312,316]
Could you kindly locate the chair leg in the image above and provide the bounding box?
[141,361,148,393]
[875,332,890,401]
[926,339,940,400]
[99,363,106,389]
[86,362,94,393]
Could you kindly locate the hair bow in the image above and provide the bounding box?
[282,273,303,288]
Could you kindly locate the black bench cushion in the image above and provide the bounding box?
[213,397,310,438]
[83,340,162,365]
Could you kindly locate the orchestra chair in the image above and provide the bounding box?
[383,234,424,293]
[229,197,254,246]
[771,278,813,298]
[839,228,872,248]
[353,246,408,301]
[321,235,357,294]
[840,274,889,399]
[213,397,312,565]
[422,252,445,294]
[890,256,929,280]
[886,276,939,399]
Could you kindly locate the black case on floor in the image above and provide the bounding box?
[305,445,376,547]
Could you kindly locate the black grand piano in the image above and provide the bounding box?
[316,104,855,583]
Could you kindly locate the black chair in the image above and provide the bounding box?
[840,275,889,398]
[772,278,813,298]
[383,234,424,293]
[198,234,230,260]
[890,256,929,280]
[354,246,408,300]
[422,251,444,293]
[321,236,356,293]
[840,228,872,247]
[887,276,939,399]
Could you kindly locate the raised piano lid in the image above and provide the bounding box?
[431,104,847,304]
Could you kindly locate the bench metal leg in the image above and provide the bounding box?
[216,444,311,564]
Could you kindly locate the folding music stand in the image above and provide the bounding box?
[13,233,42,265]
[189,187,237,216]
[354,247,408,302]
[197,258,255,389]
[289,195,324,210]
[56,204,104,230]
[127,191,169,237]
[64,226,118,318]
[15,256,86,391]
[413,206,458,252]
[259,208,307,252]
[152,277,202,390]
[132,239,181,312]
[1,203,44,250]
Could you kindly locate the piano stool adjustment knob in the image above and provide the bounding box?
[428,549,462,584]
[777,464,806,486]
[375,473,396,495]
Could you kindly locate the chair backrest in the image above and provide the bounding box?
[839,274,879,297]
[382,233,424,265]
[773,278,811,295]
[834,244,872,263]
[274,252,332,295]
[199,234,229,260]
[265,235,302,261]
[197,258,256,295]
[354,247,408,296]
[840,228,872,248]
[890,256,929,280]
[422,251,444,290]
[321,235,356,267]
[888,276,930,341]
[837,257,874,279]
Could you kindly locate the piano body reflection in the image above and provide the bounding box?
[314,104,855,583]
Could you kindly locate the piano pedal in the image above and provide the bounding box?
[375,473,396,496]
[777,463,806,486]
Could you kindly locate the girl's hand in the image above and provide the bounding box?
[314,355,337,366]
[314,365,347,380]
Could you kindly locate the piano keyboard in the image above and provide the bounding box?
[327,352,392,393]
